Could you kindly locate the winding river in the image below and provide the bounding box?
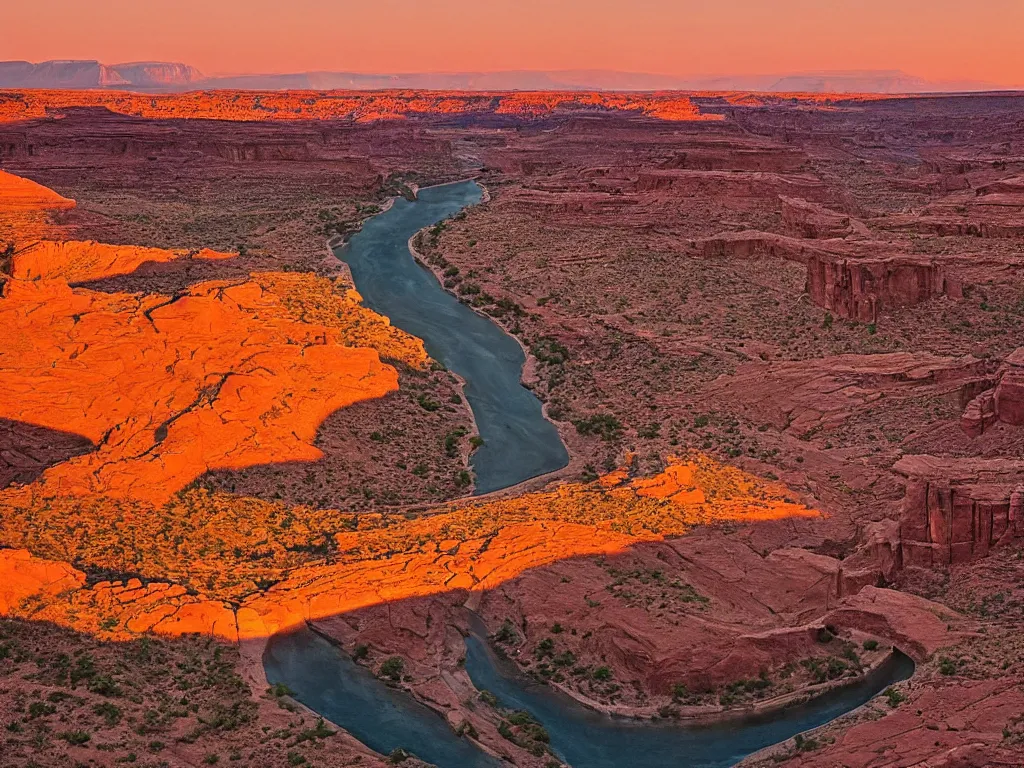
[264,180,916,767]
[333,180,568,493]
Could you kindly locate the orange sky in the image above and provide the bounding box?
[7,0,1024,85]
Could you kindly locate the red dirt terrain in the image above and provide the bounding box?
[0,91,1022,767]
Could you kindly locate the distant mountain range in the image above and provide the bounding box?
[0,60,203,90]
[0,60,1008,94]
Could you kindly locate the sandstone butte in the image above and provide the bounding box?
[0,89,720,124]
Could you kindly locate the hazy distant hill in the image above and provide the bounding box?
[0,60,1004,93]
[0,60,203,89]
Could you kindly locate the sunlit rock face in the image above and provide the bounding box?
[0,89,717,125]
[0,270,403,504]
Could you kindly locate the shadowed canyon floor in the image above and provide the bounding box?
[1,91,1023,767]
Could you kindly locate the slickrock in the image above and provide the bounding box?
[822,586,960,660]
[0,548,86,613]
[753,546,1024,768]
[0,548,236,640]
[0,272,401,503]
[660,145,807,173]
[635,169,827,200]
[474,534,874,703]
[11,239,235,283]
[709,352,988,439]
[0,168,75,210]
[686,229,828,264]
[780,196,869,240]
[767,678,1024,768]
[237,520,645,641]
[0,168,75,240]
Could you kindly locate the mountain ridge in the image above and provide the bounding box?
[0,59,1009,93]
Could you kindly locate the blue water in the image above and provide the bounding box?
[264,181,916,768]
[264,628,500,767]
[334,180,568,493]
[462,619,915,768]
[263,622,913,768]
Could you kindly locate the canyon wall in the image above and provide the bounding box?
[960,348,1024,436]
[805,254,960,323]
[895,455,1024,568]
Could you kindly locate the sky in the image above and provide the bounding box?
[6,0,1024,86]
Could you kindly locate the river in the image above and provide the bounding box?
[264,180,915,768]
[333,180,568,493]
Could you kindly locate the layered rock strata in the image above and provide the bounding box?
[960,347,1024,436]
[895,455,1024,567]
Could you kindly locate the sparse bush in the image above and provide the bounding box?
[592,666,613,682]
[379,656,404,681]
[59,730,91,745]
[573,414,623,441]
[884,686,906,708]
[417,394,441,412]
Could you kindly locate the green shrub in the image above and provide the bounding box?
[572,414,623,441]
[379,657,404,681]
[493,620,518,645]
[59,730,91,745]
[28,701,56,719]
[93,701,122,726]
[592,666,613,682]
[884,686,906,708]
[417,394,440,412]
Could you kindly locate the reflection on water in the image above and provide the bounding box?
[335,180,568,493]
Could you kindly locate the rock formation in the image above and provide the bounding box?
[0,89,718,125]
[805,252,961,322]
[11,239,235,283]
[0,168,75,241]
[780,196,869,239]
[961,348,1024,436]
[0,274,402,503]
[895,455,1024,567]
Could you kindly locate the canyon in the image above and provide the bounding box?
[0,89,1022,767]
